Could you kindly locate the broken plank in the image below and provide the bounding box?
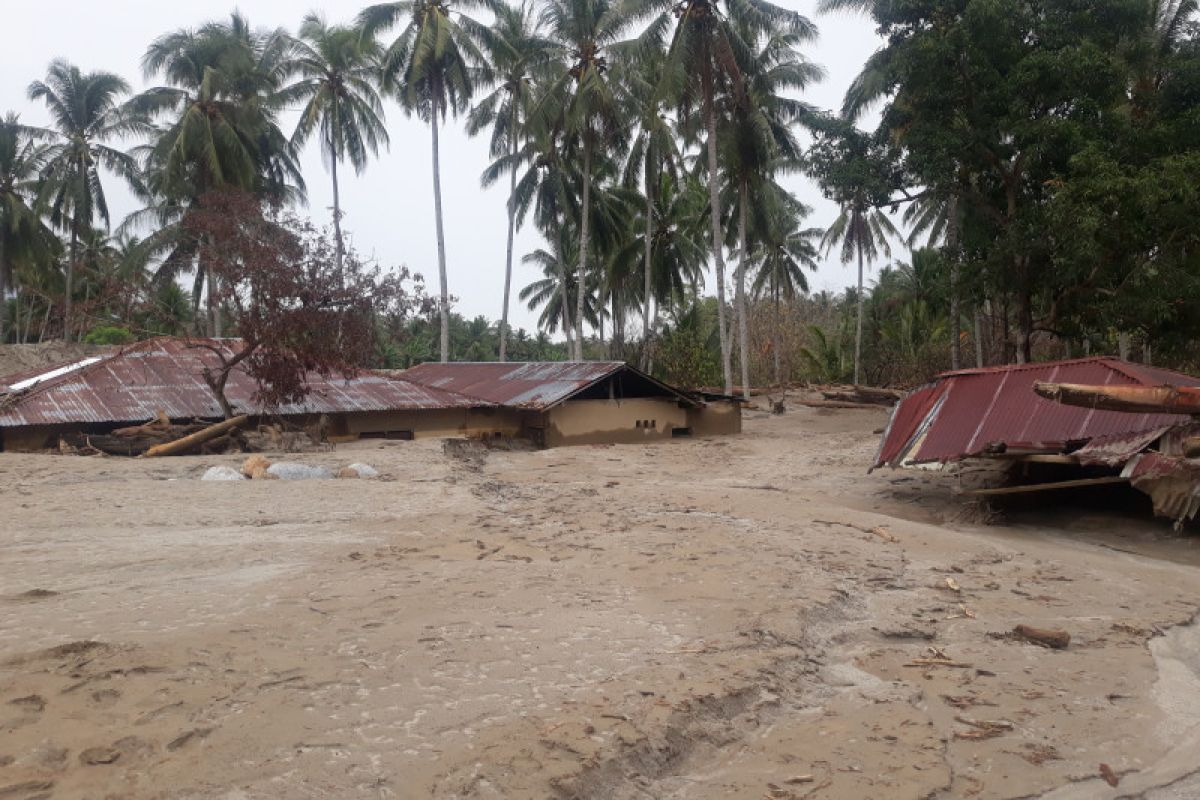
[961,476,1127,497]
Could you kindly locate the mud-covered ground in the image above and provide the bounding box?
[2,406,1199,799]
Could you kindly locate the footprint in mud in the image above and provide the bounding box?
[8,695,46,713]
[90,689,121,707]
[166,727,213,752]
[79,747,121,766]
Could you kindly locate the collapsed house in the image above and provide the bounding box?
[0,338,739,452]
[874,357,1200,524]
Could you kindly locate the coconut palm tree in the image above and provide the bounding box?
[485,112,580,354]
[720,28,821,397]
[537,0,628,359]
[467,0,553,360]
[131,13,304,334]
[0,114,58,343]
[821,198,899,385]
[624,0,817,393]
[520,232,601,338]
[360,0,495,363]
[617,47,683,365]
[28,61,140,340]
[284,13,390,274]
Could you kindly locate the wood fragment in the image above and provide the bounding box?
[1012,624,1070,650]
[961,476,1128,497]
[1099,763,1119,787]
[904,658,973,668]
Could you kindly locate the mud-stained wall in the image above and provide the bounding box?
[543,399,689,447]
[688,401,742,437]
[342,408,523,440]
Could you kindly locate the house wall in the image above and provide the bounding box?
[543,398,689,447]
[341,407,524,440]
[688,400,743,437]
[0,424,66,452]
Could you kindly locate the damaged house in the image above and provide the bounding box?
[0,338,740,452]
[874,357,1200,524]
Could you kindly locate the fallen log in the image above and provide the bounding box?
[1034,381,1200,415]
[142,415,249,458]
[1012,624,1070,649]
[798,399,886,410]
[821,386,902,406]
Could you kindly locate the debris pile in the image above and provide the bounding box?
[200,456,379,482]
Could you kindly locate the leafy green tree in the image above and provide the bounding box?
[284,13,390,273]
[28,61,140,340]
[361,0,494,363]
[467,0,553,361]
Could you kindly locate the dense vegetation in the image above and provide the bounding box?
[2,0,1199,392]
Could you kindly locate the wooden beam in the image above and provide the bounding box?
[1034,381,1200,415]
[961,476,1128,497]
[141,415,249,458]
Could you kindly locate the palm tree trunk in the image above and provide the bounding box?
[554,233,574,354]
[576,137,592,360]
[704,80,733,394]
[854,240,864,386]
[736,182,751,400]
[773,285,782,387]
[0,234,8,344]
[331,153,344,276]
[974,307,984,367]
[946,194,961,370]
[500,103,519,363]
[431,102,450,363]
[65,226,78,341]
[642,158,654,370]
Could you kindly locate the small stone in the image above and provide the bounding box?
[79,747,120,765]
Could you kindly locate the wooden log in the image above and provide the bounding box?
[798,399,887,410]
[142,415,249,458]
[1012,624,1070,649]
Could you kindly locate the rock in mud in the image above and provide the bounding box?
[265,462,334,481]
[337,463,379,479]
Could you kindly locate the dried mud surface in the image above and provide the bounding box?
[2,407,1199,799]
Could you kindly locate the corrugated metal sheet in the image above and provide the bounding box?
[875,357,1198,468]
[1074,427,1175,467]
[402,361,696,410]
[0,337,489,427]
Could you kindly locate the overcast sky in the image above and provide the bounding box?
[0,1,893,336]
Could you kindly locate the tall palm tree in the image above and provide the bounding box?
[821,198,898,385]
[538,0,627,359]
[131,13,304,334]
[625,0,816,393]
[28,61,140,341]
[720,28,821,397]
[485,111,580,354]
[467,0,553,361]
[360,0,494,363]
[284,13,390,274]
[618,47,683,366]
[0,114,57,343]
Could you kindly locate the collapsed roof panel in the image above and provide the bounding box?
[875,357,1197,468]
[0,338,490,427]
[401,361,700,410]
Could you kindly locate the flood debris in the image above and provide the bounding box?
[1010,624,1071,649]
[874,356,1200,525]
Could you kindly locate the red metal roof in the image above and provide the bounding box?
[401,361,696,410]
[874,357,1198,468]
[0,338,490,427]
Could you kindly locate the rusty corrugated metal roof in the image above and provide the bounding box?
[874,357,1198,468]
[401,361,697,410]
[0,337,490,427]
